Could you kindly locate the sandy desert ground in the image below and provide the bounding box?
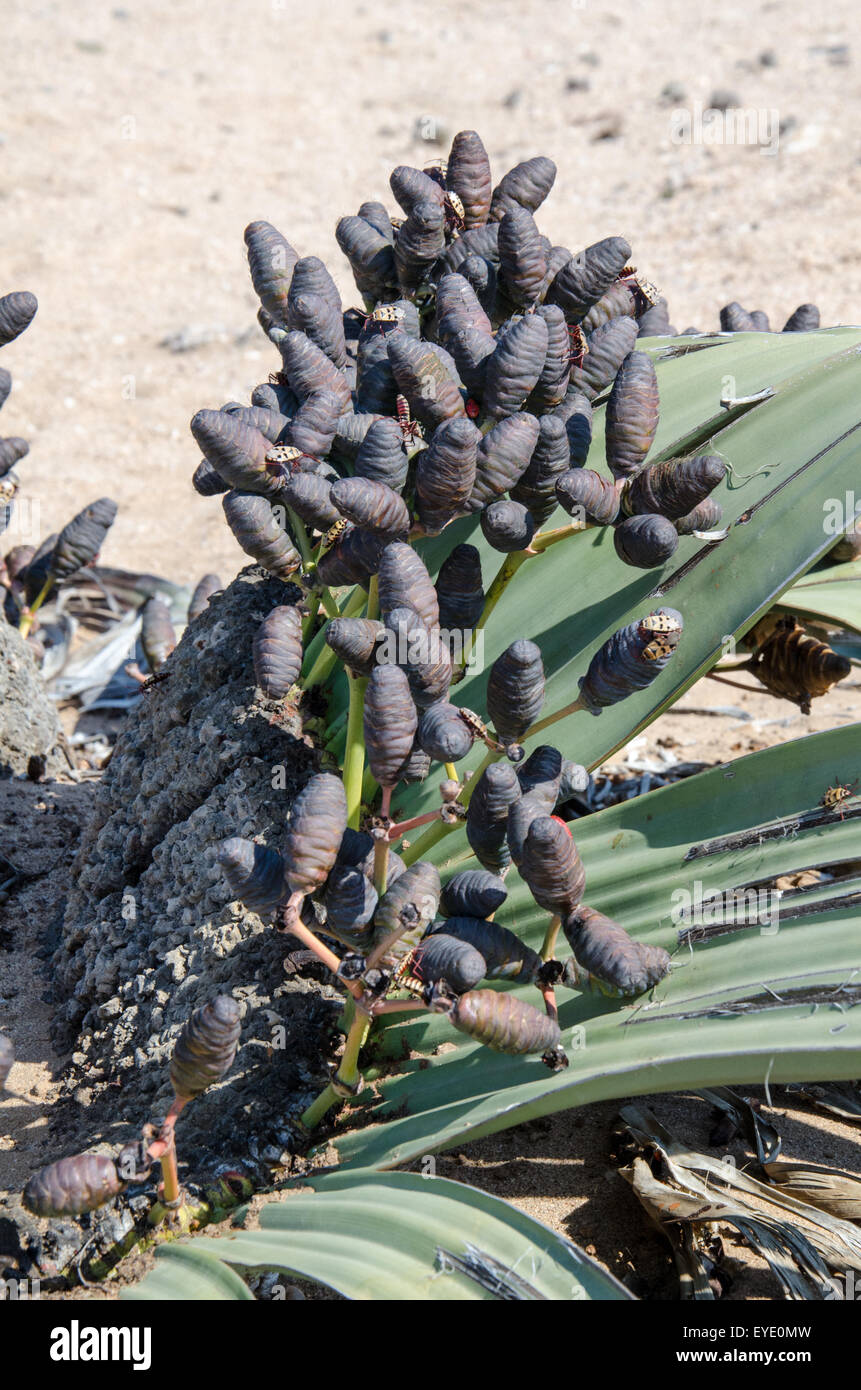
[3,0,861,585]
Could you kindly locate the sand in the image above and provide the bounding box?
[2,0,860,585]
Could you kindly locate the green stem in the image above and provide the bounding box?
[287,508,313,569]
[302,590,321,645]
[361,765,379,804]
[541,915,561,962]
[457,552,528,675]
[524,694,587,740]
[373,787,392,894]
[300,1011,370,1130]
[530,521,591,553]
[365,575,379,622]
[18,575,54,638]
[343,673,368,830]
[324,709,349,750]
[319,586,340,619]
[301,585,367,689]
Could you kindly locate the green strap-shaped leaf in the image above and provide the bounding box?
[122,1243,255,1301]
[778,557,861,635]
[124,1171,631,1301]
[332,724,861,1171]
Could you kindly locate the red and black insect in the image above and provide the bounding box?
[395,393,422,445]
[567,324,588,370]
[465,396,481,420]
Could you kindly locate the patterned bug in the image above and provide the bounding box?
[567,324,588,370]
[423,159,448,184]
[362,303,406,335]
[465,397,481,420]
[395,393,423,445]
[264,444,308,478]
[820,779,858,817]
[443,190,466,236]
[639,610,684,661]
[457,707,497,747]
[323,518,350,548]
[619,265,661,315]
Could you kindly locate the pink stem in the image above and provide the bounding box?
[386,808,441,841]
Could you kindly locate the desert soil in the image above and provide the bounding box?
[1,0,860,1299]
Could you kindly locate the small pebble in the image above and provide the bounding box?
[709,88,741,111]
